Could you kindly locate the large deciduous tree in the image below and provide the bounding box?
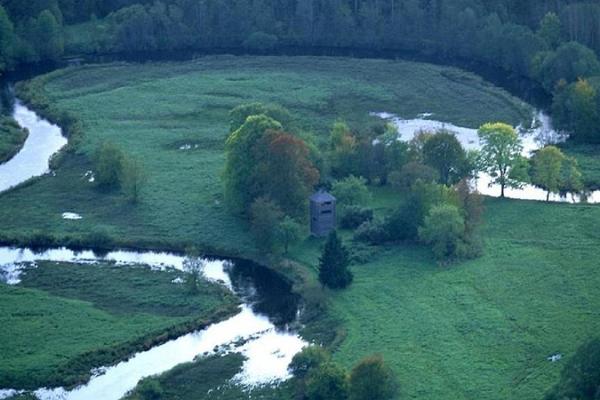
[531,145,566,201]
[224,112,319,218]
[422,130,468,185]
[477,122,525,197]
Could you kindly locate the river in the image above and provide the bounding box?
[0,248,307,400]
[0,101,67,193]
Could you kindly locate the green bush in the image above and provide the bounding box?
[93,141,125,189]
[349,354,398,400]
[354,219,388,245]
[339,206,373,229]
[306,363,349,400]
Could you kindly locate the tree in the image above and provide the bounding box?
[389,161,439,191]
[289,346,331,380]
[531,42,600,92]
[560,156,584,195]
[249,196,284,253]
[135,378,164,400]
[0,6,15,70]
[34,10,64,61]
[224,112,319,217]
[419,204,466,262]
[553,78,600,144]
[538,12,562,49]
[305,363,349,400]
[229,102,292,132]
[545,339,600,400]
[182,248,205,295]
[422,130,468,185]
[531,146,566,201]
[318,231,353,289]
[331,175,371,207]
[477,123,525,197]
[330,120,358,177]
[93,141,125,189]
[258,131,320,218]
[224,114,282,212]
[277,216,303,255]
[349,354,397,400]
[121,157,146,203]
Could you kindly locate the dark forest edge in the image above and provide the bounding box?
[3,0,600,144]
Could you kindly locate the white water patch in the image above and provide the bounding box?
[179,144,199,151]
[0,247,308,398]
[374,111,600,204]
[0,389,24,399]
[62,212,82,220]
[233,330,307,386]
[0,101,67,193]
[83,171,95,183]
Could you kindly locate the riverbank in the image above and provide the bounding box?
[0,117,28,164]
[0,260,239,390]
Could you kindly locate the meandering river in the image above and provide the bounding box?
[0,248,307,400]
[0,90,598,399]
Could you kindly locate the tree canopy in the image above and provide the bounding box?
[477,122,525,197]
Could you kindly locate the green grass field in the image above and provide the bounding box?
[2,57,599,399]
[325,198,600,400]
[0,261,237,389]
[0,117,28,163]
[0,56,531,255]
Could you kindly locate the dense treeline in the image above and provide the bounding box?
[3,0,600,141]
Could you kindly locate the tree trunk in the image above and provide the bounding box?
[546,191,550,202]
[500,184,505,198]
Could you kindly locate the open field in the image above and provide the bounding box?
[324,198,600,400]
[0,261,237,389]
[2,57,599,399]
[0,56,531,255]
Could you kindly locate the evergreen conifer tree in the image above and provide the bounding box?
[318,231,353,289]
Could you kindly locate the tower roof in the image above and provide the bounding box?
[310,189,336,202]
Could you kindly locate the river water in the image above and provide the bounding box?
[0,101,67,193]
[0,248,307,400]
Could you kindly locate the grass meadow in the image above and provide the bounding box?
[0,262,237,389]
[0,56,531,255]
[1,56,599,399]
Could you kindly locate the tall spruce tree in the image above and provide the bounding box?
[318,231,353,289]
